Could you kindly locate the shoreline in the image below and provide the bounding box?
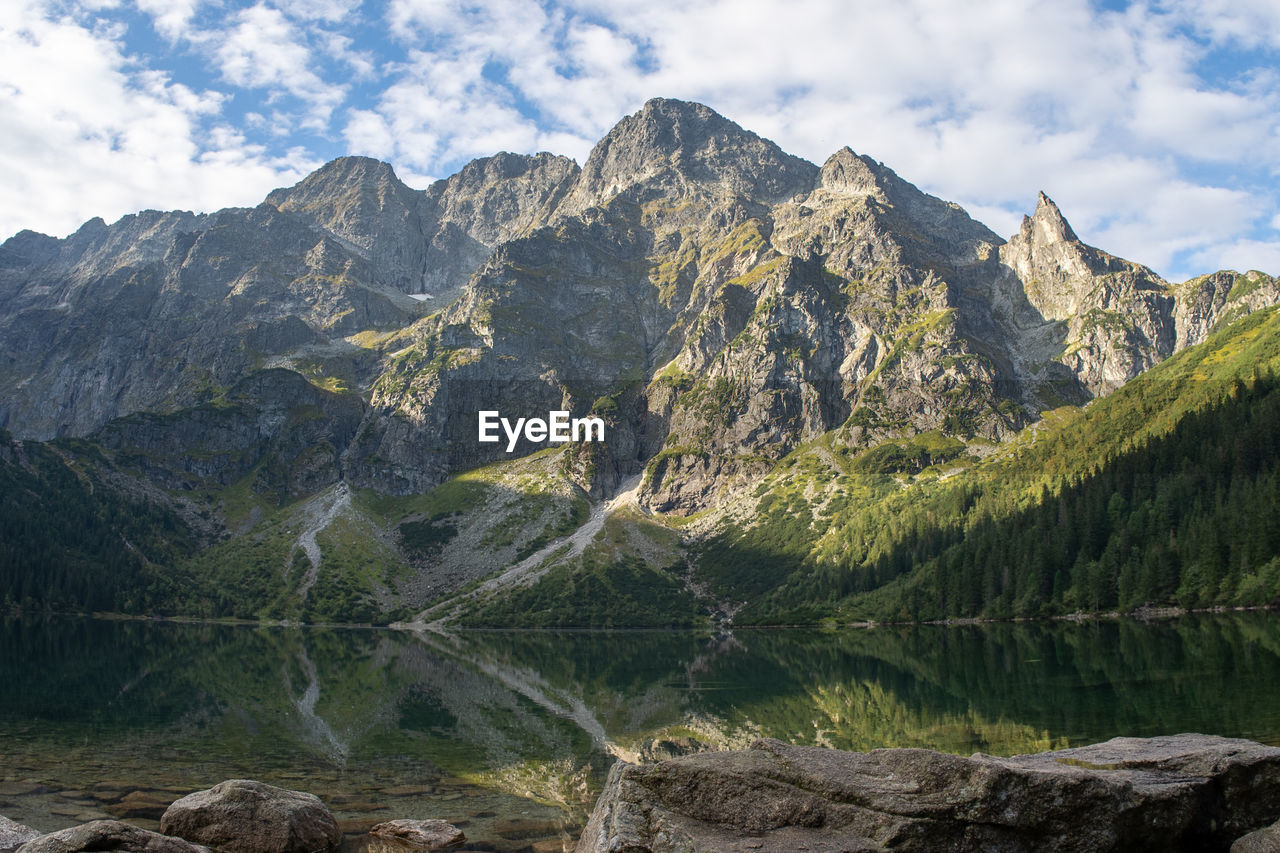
[6,602,1279,632]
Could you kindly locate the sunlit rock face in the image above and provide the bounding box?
[1,97,1276,512]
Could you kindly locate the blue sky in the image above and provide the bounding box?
[2,0,1279,281]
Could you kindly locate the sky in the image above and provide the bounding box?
[2,0,1279,281]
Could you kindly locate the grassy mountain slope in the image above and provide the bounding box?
[691,305,1280,624]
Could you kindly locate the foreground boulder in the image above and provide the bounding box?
[16,820,211,853]
[1,816,39,853]
[1233,818,1280,853]
[577,734,1280,853]
[369,820,465,849]
[160,780,340,853]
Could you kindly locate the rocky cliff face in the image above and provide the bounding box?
[2,97,1278,613]
[0,201,412,439]
[94,369,364,501]
[994,192,1175,394]
[0,151,574,441]
[266,151,578,300]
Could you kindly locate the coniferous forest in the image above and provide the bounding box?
[856,372,1280,620]
[0,436,196,613]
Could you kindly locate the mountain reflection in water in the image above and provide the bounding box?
[4,614,1280,848]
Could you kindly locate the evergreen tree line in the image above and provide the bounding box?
[0,435,196,613]
[777,372,1280,622]
[880,372,1280,619]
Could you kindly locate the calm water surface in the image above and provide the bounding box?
[4,614,1280,850]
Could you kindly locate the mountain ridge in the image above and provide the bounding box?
[2,97,1279,626]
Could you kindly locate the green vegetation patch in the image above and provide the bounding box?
[456,555,701,628]
[706,306,1280,625]
[855,431,967,475]
[0,436,199,615]
[398,519,458,554]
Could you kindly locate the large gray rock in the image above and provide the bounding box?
[159,779,340,853]
[577,734,1280,853]
[15,820,211,853]
[0,816,39,853]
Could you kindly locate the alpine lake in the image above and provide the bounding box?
[5,613,1280,851]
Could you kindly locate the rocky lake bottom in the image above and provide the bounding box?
[5,614,1280,850]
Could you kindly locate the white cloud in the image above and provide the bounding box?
[274,0,361,22]
[1187,239,1280,277]
[213,3,344,129]
[1158,0,1280,50]
[134,0,201,40]
[5,0,1279,282]
[320,31,377,79]
[343,108,395,159]
[0,0,317,240]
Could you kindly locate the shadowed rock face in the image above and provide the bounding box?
[576,735,1280,853]
[92,368,364,499]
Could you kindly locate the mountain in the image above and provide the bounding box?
[1,97,1278,625]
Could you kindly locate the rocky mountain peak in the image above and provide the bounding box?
[1022,191,1080,245]
[263,156,431,292]
[267,156,414,222]
[819,147,887,200]
[799,146,1001,268]
[1001,191,1095,283]
[75,216,109,235]
[428,151,579,243]
[0,230,62,270]
[559,98,818,213]
[447,150,577,187]
[993,190,1185,395]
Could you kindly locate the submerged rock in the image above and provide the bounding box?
[0,816,39,853]
[15,820,211,853]
[369,819,465,849]
[106,790,172,820]
[159,780,340,853]
[577,734,1280,853]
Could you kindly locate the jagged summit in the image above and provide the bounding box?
[423,150,578,248]
[267,156,415,225]
[287,154,400,184]
[559,97,818,213]
[446,150,577,187]
[819,147,885,199]
[806,146,1003,268]
[1002,190,1097,283]
[1022,191,1080,245]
